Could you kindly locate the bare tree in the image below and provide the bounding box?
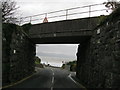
[2,0,19,23]
[104,0,120,12]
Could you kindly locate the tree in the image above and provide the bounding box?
[35,56,41,64]
[104,0,120,12]
[2,0,19,23]
[61,64,65,69]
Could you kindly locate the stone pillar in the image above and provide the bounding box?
[76,39,91,85]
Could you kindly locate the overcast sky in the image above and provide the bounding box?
[36,44,78,59]
[14,0,113,24]
[36,44,78,67]
[14,0,119,66]
[15,0,108,17]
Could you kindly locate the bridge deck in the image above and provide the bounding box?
[29,17,99,44]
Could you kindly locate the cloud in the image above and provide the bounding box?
[15,0,108,18]
[37,52,75,59]
[36,44,78,59]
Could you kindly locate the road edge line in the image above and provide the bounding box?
[68,74,87,89]
[51,87,53,90]
[1,73,35,89]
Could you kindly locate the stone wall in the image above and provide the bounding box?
[76,8,120,88]
[2,24,16,85]
[2,24,36,86]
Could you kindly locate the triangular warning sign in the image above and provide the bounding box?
[43,17,48,23]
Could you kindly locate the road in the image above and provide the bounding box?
[8,67,84,89]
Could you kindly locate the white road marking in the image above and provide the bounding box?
[68,74,86,89]
[51,87,53,90]
[52,77,54,83]
[50,68,54,90]
[68,74,77,84]
[53,72,54,76]
[51,68,53,72]
[50,68,54,83]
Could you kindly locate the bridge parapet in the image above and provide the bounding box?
[19,3,108,25]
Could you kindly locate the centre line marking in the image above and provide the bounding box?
[51,87,53,90]
[53,72,54,76]
[52,76,54,83]
[51,68,53,72]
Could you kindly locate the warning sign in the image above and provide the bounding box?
[43,17,48,23]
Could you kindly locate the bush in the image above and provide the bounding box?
[70,64,77,71]
[61,64,65,69]
[35,56,41,64]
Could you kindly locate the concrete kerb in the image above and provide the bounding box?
[1,73,35,89]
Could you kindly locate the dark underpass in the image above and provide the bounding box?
[2,7,120,88]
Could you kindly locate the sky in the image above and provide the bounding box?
[15,0,108,17]
[14,0,116,66]
[36,44,78,59]
[36,44,78,67]
[14,0,112,24]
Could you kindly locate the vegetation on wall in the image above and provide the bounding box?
[22,23,32,33]
[97,6,120,27]
[98,15,108,25]
[104,0,120,11]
